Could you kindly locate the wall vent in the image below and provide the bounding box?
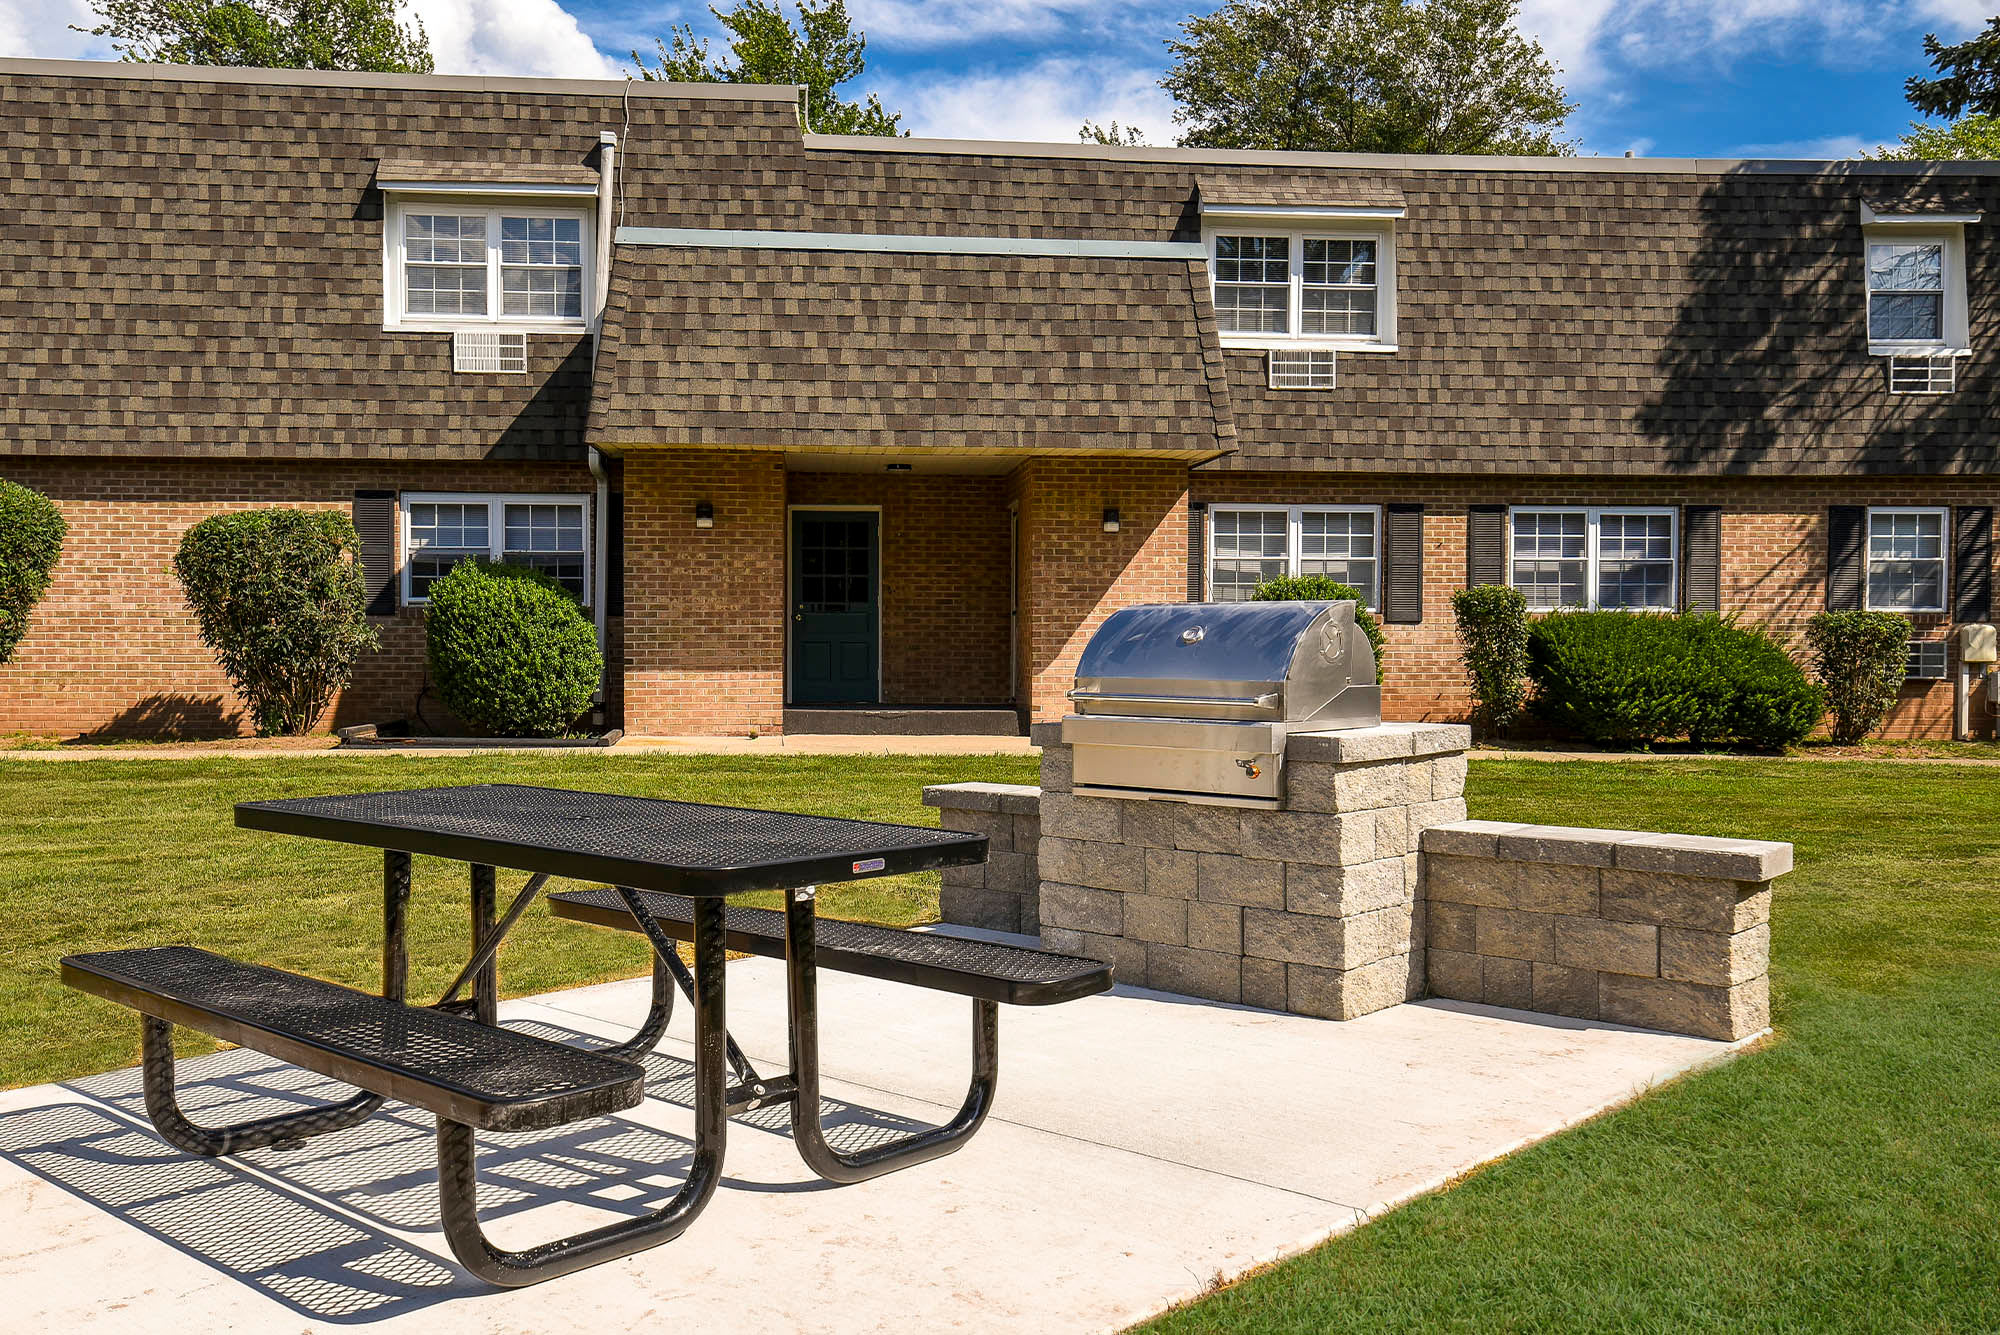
[1886,353,1955,394]
[1906,638,1948,680]
[1267,348,1337,390]
[453,330,528,374]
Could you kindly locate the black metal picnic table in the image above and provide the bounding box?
[219,782,1014,1282]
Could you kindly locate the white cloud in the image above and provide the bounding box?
[875,53,1174,144]
[0,0,115,60]
[1724,131,1877,158]
[406,0,619,78]
[850,0,1182,52]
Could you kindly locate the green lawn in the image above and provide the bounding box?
[1148,759,2000,1334]
[2,755,1996,1331]
[0,753,1036,1088]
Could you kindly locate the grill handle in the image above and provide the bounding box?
[1066,689,1281,709]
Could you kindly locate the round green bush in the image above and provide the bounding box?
[1806,610,1911,743]
[1249,574,1385,682]
[425,561,602,737]
[173,509,379,735]
[0,478,67,665]
[1527,611,1824,751]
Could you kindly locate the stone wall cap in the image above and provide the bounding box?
[1285,722,1470,765]
[923,782,1043,815]
[1421,821,1793,882]
[1029,721,1065,748]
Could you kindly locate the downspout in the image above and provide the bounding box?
[589,129,617,707]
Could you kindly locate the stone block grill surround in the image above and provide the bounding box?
[927,732,1787,1042]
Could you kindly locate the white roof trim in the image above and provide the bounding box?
[379,180,598,198]
[1860,203,1982,225]
[1200,203,1406,220]
[0,55,800,101]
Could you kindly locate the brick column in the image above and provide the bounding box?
[621,449,786,737]
[1008,457,1191,725]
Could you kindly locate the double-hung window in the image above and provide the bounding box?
[1867,241,1945,345]
[388,202,590,330]
[1509,507,1677,611]
[1207,227,1396,349]
[1865,507,1947,613]
[1207,505,1380,606]
[403,493,591,605]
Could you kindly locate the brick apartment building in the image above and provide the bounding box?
[1,59,1994,740]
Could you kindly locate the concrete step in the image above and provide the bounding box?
[783,707,1023,736]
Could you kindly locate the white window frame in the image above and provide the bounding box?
[383,197,593,333]
[1508,506,1679,612]
[1864,505,1949,615]
[1203,221,1398,352]
[1205,504,1383,607]
[1860,219,1969,356]
[401,492,592,607]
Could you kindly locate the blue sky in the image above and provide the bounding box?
[8,0,1995,157]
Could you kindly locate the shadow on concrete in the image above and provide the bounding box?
[0,1021,937,1322]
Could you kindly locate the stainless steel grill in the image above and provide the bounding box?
[1061,601,1380,807]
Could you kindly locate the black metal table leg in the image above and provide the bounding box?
[436,893,730,1287]
[470,863,498,1026]
[783,886,998,1184]
[140,849,411,1157]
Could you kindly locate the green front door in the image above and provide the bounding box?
[790,510,880,705]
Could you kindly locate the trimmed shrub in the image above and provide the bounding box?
[0,479,67,665]
[1450,584,1530,736]
[1250,574,1385,682]
[426,561,602,737]
[1806,610,1911,743]
[1527,611,1824,751]
[174,509,379,735]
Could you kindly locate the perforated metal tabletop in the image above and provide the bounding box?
[236,784,987,894]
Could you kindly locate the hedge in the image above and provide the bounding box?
[1806,610,1911,744]
[425,560,602,737]
[1451,584,1530,736]
[173,509,379,735]
[0,479,67,665]
[1527,611,1824,750]
[1249,574,1385,682]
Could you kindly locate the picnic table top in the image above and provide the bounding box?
[235,783,987,895]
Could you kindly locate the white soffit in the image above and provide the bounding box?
[1860,203,1982,225]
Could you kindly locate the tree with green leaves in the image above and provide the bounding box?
[1080,120,1149,146]
[1161,0,1573,154]
[1872,114,2000,161]
[82,0,432,72]
[1906,17,2000,121]
[633,0,901,137]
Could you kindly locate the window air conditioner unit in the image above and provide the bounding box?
[1886,353,1955,394]
[1267,348,1337,390]
[453,330,528,374]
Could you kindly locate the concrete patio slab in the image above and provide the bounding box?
[0,934,1757,1334]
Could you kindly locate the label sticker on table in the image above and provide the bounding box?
[851,857,886,873]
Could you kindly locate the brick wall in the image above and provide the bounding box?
[621,449,787,737]
[1012,457,1193,723]
[786,472,1013,706]
[1195,472,2000,739]
[0,457,607,738]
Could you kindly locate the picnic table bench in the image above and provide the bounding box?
[59,783,1112,1287]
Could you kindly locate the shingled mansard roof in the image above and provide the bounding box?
[588,242,1237,457]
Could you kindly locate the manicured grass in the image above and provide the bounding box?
[0,753,1035,1089]
[1146,759,2000,1334]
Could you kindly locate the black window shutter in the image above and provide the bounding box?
[1188,501,1207,602]
[1826,506,1866,611]
[1955,505,1993,623]
[351,490,396,616]
[1466,505,1507,588]
[1381,503,1424,623]
[1681,506,1722,614]
[606,491,625,617]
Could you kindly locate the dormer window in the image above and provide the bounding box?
[1197,178,1404,354]
[1858,204,1976,358]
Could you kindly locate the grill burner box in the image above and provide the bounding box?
[1062,601,1380,808]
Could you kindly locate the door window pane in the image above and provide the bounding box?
[1210,509,1289,601]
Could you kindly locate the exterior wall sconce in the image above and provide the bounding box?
[694,500,714,529]
[1102,507,1121,534]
